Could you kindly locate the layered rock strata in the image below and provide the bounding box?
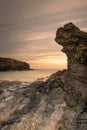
[0,23,87,130]
[0,57,30,71]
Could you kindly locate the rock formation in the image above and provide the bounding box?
[55,22,87,104]
[0,57,30,71]
[55,23,87,130]
[0,23,87,130]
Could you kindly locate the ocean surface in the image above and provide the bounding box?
[0,69,59,82]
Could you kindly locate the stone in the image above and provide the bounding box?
[55,22,87,130]
[55,22,87,101]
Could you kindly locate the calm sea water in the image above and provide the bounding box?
[0,69,59,82]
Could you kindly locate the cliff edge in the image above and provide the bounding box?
[0,57,30,71]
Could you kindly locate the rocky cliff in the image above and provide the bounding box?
[0,23,87,130]
[55,23,87,104]
[55,23,87,129]
[0,57,30,71]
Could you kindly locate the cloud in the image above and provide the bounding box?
[0,0,87,68]
[24,32,53,41]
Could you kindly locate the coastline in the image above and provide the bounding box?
[0,68,58,82]
[0,23,87,130]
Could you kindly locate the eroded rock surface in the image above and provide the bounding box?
[0,23,87,130]
[55,22,87,103]
[0,73,66,130]
[55,23,87,130]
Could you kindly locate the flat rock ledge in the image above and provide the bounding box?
[0,23,87,130]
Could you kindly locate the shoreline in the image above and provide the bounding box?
[0,69,58,82]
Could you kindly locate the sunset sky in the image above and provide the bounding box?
[0,0,87,69]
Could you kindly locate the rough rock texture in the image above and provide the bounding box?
[0,23,87,130]
[55,23,87,130]
[55,22,87,103]
[0,57,30,71]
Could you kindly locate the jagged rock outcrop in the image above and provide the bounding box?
[55,22,87,72]
[55,23,87,130]
[0,23,87,130]
[0,57,30,71]
[55,22,87,103]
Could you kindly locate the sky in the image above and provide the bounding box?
[0,0,87,69]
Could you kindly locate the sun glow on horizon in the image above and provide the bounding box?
[25,56,67,69]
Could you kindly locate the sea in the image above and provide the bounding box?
[0,69,59,82]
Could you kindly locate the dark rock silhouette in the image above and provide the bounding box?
[0,57,30,71]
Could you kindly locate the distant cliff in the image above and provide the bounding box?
[0,57,30,71]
